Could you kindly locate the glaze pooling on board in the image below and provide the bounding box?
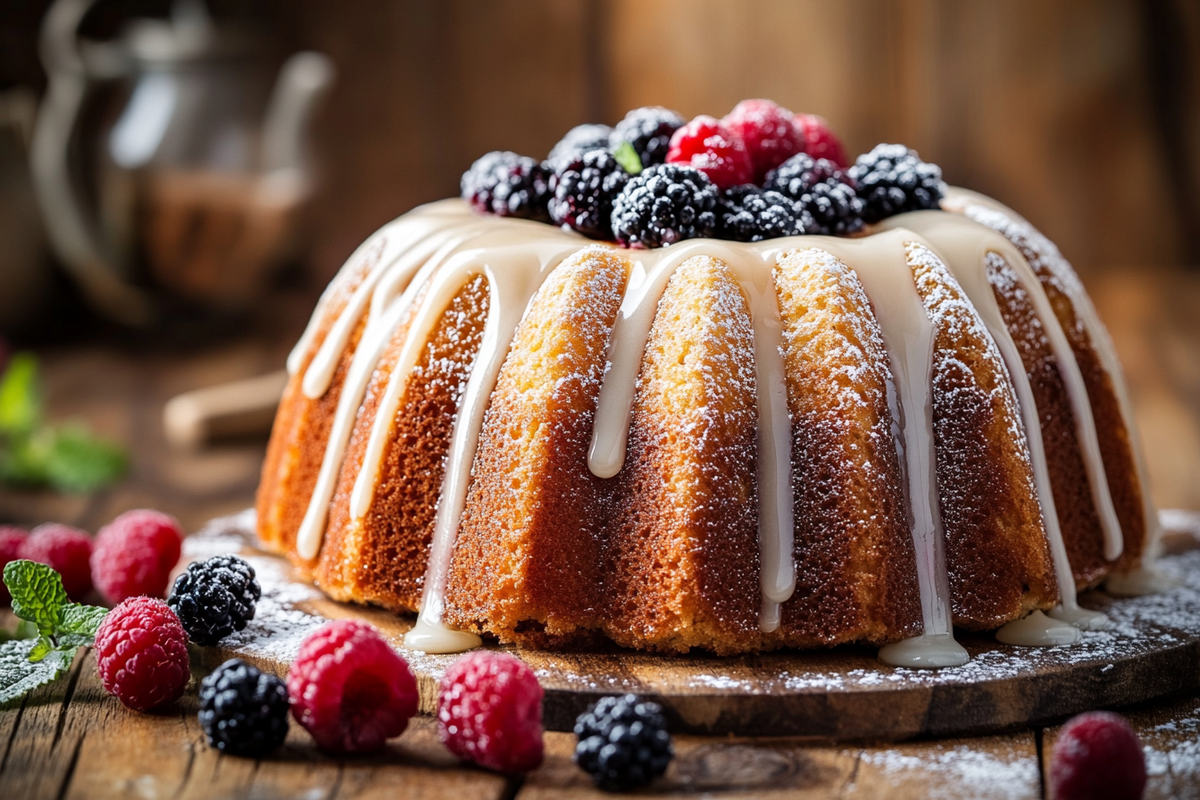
[284,194,1153,663]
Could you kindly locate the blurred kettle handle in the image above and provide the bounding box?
[30,0,156,327]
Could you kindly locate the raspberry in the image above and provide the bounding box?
[610,106,685,168]
[94,596,190,711]
[766,153,864,235]
[547,123,613,168]
[438,651,544,774]
[611,164,719,249]
[665,116,753,190]
[574,694,673,792]
[461,151,551,220]
[1049,711,1146,800]
[548,149,630,240]
[0,526,28,604]
[91,509,183,604]
[718,185,809,242]
[20,523,93,601]
[168,555,261,646]
[848,143,944,223]
[199,659,289,756]
[723,99,805,183]
[795,113,849,168]
[287,619,417,753]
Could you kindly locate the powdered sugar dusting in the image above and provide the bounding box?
[858,741,1040,799]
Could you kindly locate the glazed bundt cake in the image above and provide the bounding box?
[257,102,1162,667]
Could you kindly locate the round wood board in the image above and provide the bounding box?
[189,511,1200,741]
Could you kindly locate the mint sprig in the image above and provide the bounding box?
[613,141,643,175]
[0,560,108,704]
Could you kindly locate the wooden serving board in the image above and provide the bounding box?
[188,511,1200,741]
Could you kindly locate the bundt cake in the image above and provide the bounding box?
[256,102,1163,667]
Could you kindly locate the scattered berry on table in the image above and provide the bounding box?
[168,554,261,646]
[199,658,289,757]
[287,619,417,753]
[610,106,685,168]
[91,509,183,604]
[723,99,805,183]
[20,523,93,601]
[574,694,673,793]
[848,143,944,223]
[611,164,719,248]
[1049,711,1146,800]
[766,153,864,235]
[0,526,28,604]
[719,185,809,241]
[794,113,849,168]
[461,151,551,220]
[438,650,544,774]
[549,149,631,240]
[547,123,613,168]
[665,115,754,190]
[94,596,190,711]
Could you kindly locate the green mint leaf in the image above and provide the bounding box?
[59,604,107,639]
[613,141,643,175]
[44,423,128,493]
[0,352,40,435]
[0,639,74,705]
[0,428,52,487]
[27,636,53,663]
[4,560,68,636]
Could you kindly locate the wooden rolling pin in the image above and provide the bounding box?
[163,370,288,448]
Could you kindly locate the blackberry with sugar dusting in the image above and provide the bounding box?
[574,694,673,792]
[547,123,613,168]
[168,554,261,646]
[719,185,809,241]
[461,151,551,220]
[848,143,944,223]
[611,164,718,248]
[199,659,290,756]
[610,106,685,168]
[549,149,630,239]
[765,153,864,235]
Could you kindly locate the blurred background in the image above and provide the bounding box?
[0,0,1198,532]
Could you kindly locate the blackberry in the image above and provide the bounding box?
[848,143,944,223]
[460,151,550,220]
[766,153,864,235]
[611,164,718,248]
[574,694,673,792]
[718,185,809,242]
[168,554,261,646]
[199,659,289,756]
[610,106,685,167]
[549,149,630,239]
[547,123,613,168]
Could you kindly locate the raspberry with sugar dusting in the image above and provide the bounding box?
[724,99,805,182]
[94,596,190,711]
[438,650,544,773]
[287,619,417,753]
[794,113,849,168]
[665,115,753,190]
[1049,711,1146,800]
[20,523,93,601]
[91,509,183,604]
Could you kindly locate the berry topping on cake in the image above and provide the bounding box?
[610,106,686,168]
[574,694,673,792]
[766,153,865,235]
[849,143,944,223]
[287,619,418,753]
[20,523,92,601]
[1049,711,1147,800]
[723,99,805,182]
[549,149,631,239]
[611,164,719,248]
[94,596,190,711]
[461,151,551,220]
[0,526,28,604]
[199,658,290,756]
[794,113,849,168]
[547,123,614,168]
[437,650,544,773]
[91,509,183,604]
[168,554,261,646]
[665,115,754,189]
[719,185,809,241]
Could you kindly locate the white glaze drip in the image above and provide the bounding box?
[996,610,1082,647]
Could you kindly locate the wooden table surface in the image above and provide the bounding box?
[2,267,1200,799]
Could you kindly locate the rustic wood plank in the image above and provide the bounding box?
[844,733,1042,799]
